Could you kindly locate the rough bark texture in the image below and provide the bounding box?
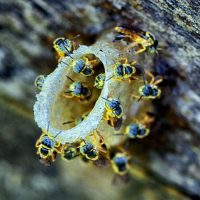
[0,0,200,199]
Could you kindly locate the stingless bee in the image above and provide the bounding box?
[125,114,154,139]
[53,35,79,61]
[34,75,45,91]
[107,58,138,83]
[79,131,108,161]
[62,76,91,101]
[111,152,130,176]
[132,71,163,101]
[114,26,159,54]
[94,73,105,89]
[35,123,64,164]
[62,144,80,161]
[102,97,123,130]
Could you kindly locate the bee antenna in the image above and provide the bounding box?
[101,97,107,101]
[106,75,114,81]
[62,42,74,59]
[62,120,75,125]
[54,131,62,138]
[117,95,121,102]
[82,139,86,143]
[47,121,50,133]
[124,140,130,151]
[60,61,68,65]
[101,97,112,103]
[66,76,75,82]
[70,34,80,40]
[113,133,124,136]
[138,95,143,102]
[67,53,73,59]
[64,91,73,94]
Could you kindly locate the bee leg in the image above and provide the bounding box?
[95,130,105,145]
[50,153,56,162]
[154,76,163,85]
[83,56,89,63]
[142,115,155,125]
[98,146,107,154]
[113,78,122,82]
[130,60,137,65]
[61,93,73,99]
[58,55,65,63]
[131,94,140,99]
[55,145,64,154]
[129,76,138,82]
[105,112,110,121]
[117,57,128,64]
[116,146,128,154]
[35,139,41,148]
[36,148,40,155]
[55,142,61,148]
[90,59,99,66]
[146,71,155,84]
[135,46,146,54]
[110,118,115,127]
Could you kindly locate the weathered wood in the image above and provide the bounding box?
[0,0,200,199]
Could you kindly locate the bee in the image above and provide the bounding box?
[103,97,123,119]
[102,97,123,130]
[53,35,79,61]
[71,55,99,76]
[114,26,159,54]
[62,145,79,160]
[34,75,45,91]
[132,71,163,101]
[79,141,98,160]
[125,115,154,139]
[62,76,91,100]
[94,73,105,89]
[79,131,108,161]
[35,123,63,163]
[53,37,73,60]
[111,152,130,176]
[107,116,123,131]
[107,58,137,82]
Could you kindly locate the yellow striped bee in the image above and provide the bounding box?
[103,97,123,119]
[94,73,105,89]
[34,75,45,91]
[114,26,159,54]
[132,71,163,101]
[102,97,123,130]
[79,131,108,161]
[125,115,154,139]
[53,37,74,61]
[106,58,138,83]
[62,145,79,161]
[35,123,64,164]
[111,152,130,176]
[62,76,91,101]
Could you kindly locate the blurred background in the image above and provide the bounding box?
[0,0,200,199]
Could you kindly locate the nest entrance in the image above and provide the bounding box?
[51,54,105,131]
